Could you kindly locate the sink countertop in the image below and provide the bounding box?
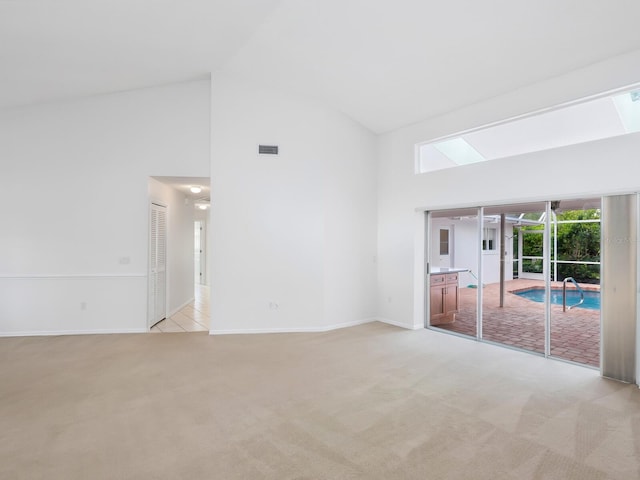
[430,267,469,274]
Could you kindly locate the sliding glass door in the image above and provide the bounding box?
[427,198,603,368]
[427,208,479,338]
[549,199,601,367]
[480,203,547,355]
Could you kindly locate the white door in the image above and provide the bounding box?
[518,229,545,280]
[149,203,167,328]
[194,222,201,284]
[194,221,207,285]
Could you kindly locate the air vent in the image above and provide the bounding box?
[258,145,279,155]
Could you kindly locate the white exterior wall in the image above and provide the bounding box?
[480,220,514,286]
[210,75,377,333]
[429,216,512,287]
[0,80,210,335]
[453,220,479,287]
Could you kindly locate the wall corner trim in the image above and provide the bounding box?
[376,317,423,330]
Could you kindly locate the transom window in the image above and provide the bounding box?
[416,88,640,174]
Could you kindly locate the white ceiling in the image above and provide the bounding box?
[0,0,280,107]
[3,1,640,133]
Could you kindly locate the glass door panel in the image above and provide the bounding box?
[481,203,546,355]
[549,198,601,367]
[520,229,544,280]
[428,208,479,338]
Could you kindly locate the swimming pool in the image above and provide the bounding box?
[513,288,600,310]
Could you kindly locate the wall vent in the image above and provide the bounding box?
[258,145,279,155]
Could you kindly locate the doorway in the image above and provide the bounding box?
[426,198,602,368]
[518,229,544,280]
[147,176,211,333]
[427,208,479,338]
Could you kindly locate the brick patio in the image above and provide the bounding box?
[434,279,600,368]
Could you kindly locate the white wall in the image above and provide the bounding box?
[210,75,377,333]
[194,208,210,224]
[480,221,514,286]
[0,80,210,335]
[377,51,640,330]
[322,115,378,329]
[429,216,511,287]
[456,220,483,286]
[380,130,640,329]
[148,178,196,316]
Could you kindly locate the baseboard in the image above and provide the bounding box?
[0,328,148,337]
[376,317,423,330]
[1,319,419,337]
[323,317,377,331]
[168,297,195,317]
[209,317,376,335]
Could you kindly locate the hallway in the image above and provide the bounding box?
[150,285,210,332]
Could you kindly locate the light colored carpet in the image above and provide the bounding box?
[1,322,639,479]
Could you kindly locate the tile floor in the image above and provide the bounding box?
[434,279,600,368]
[150,284,210,333]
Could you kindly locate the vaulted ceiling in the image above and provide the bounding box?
[2,0,640,133]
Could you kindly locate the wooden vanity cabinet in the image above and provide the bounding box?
[430,272,459,325]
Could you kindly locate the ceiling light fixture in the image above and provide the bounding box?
[190,186,202,194]
[198,204,208,210]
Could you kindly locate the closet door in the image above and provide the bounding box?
[149,203,167,328]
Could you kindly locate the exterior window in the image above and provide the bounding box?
[439,229,449,255]
[483,227,496,251]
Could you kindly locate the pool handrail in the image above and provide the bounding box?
[562,276,585,311]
